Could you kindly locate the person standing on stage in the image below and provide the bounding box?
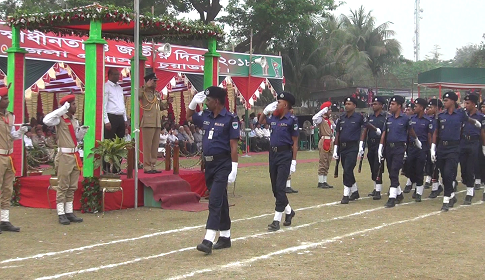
[139,73,172,174]
[103,68,128,174]
[44,95,88,225]
[430,91,482,211]
[0,87,28,232]
[187,86,239,255]
[363,96,387,200]
[378,95,422,208]
[313,101,334,189]
[333,97,381,204]
[259,92,298,231]
[459,94,485,205]
[406,98,433,202]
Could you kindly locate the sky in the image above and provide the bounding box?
[180,0,485,61]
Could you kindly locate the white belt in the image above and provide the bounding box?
[58,147,78,153]
[320,136,332,140]
[0,149,13,155]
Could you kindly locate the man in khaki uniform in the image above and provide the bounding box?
[43,95,88,225]
[139,73,172,173]
[312,101,334,188]
[0,87,28,232]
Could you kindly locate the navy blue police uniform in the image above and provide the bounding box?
[367,97,387,188]
[191,90,239,234]
[267,94,299,215]
[427,99,444,197]
[459,94,485,202]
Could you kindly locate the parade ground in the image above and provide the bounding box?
[1,151,484,279]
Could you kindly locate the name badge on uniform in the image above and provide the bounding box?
[208,128,214,139]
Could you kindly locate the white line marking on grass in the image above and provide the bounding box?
[32,194,462,280]
[166,201,483,280]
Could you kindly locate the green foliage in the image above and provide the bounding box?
[80,177,102,213]
[87,136,132,175]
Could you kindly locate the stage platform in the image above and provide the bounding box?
[18,170,207,212]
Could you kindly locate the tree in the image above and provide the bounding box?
[454,44,479,67]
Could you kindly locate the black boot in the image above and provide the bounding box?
[213,237,231,250]
[385,198,396,208]
[349,191,360,201]
[412,189,417,199]
[424,182,431,189]
[285,187,298,193]
[415,194,422,202]
[462,195,472,205]
[373,191,381,200]
[196,239,213,254]
[341,196,350,204]
[368,189,376,197]
[437,185,444,196]
[58,214,70,225]
[317,183,324,188]
[322,182,333,189]
[65,213,83,223]
[0,221,20,232]
[441,203,449,212]
[475,184,481,191]
[268,221,280,231]
[448,196,457,208]
[396,193,404,204]
[283,210,295,226]
[403,184,412,193]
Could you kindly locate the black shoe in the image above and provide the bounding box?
[196,239,213,254]
[285,187,298,193]
[322,182,333,189]
[368,189,376,197]
[118,171,127,175]
[437,185,443,196]
[411,189,417,199]
[441,203,449,212]
[144,170,155,174]
[415,194,422,202]
[448,196,457,208]
[341,196,350,204]
[373,191,381,200]
[283,210,295,226]
[385,198,396,208]
[58,215,70,225]
[317,183,324,188]
[475,184,481,191]
[0,222,20,232]
[463,195,472,205]
[152,170,162,174]
[65,213,83,223]
[428,190,438,199]
[403,184,412,193]
[349,191,360,201]
[396,193,404,204]
[424,182,431,189]
[213,237,231,250]
[268,221,280,231]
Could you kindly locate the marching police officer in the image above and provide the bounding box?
[459,94,485,204]
[0,87,28,232]
[426,99,444,198]
[363,96,387,200]
[187,86,239,254]
[312,101,334,189]
[430,91,482,211]
[44,95,88,225]
[333,97,381,204]
[406,98,433,202]
[259,92,298,231]
[378,95,422,208]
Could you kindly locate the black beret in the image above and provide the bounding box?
[390,95,405,105]
[277,91,295,106]
[414,98,427,108]
[481,100,485,106]
[464,94,479,104]
[204,86,227,100]
[144,72,158,82]
[345,96,358,105]
[406,102,415,109]
[443,91,458,101]
[373,96,386,104]
[428,98,443,109]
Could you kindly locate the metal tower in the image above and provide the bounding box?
[414,0,423,62]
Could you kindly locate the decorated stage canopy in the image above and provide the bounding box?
[418,67,485,89]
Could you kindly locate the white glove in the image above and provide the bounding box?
[19,126,29,134]
[431,143,436,163]
[188,92,206,110]
[474,119,482,128]
[482,145,485,156]
[317,107,328,117]
[358,141,364,158]
[290,160,296,174]
[76,125,89,140]
[332,145,339,160]
[375,128,382,136]
[56,101,70,116]
[263,101,278,115]
[378,144,384,163]
[415,138,422,149]
[227,162,238,183]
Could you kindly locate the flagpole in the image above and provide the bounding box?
[242,29,253,158]
[133,0,140,208]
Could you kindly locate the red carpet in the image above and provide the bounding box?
[18,170,206,212]
[139,175,207,212]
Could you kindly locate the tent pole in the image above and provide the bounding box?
[439,84,442,99]
[242,29,253,158]
[134,0,140,208]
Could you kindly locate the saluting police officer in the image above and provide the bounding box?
[44,95,88,225]
[259,92,298,231]
[378,95,422,208]
[0,87,28,232]
[187,86,239,254]
[430,91,482,211]
[406,98,433,202]
[334,97,381,204]
[459,94,485,205]
[363,96,387,200]
[426,99,444,198]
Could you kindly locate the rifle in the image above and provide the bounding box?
[334,117,340,178]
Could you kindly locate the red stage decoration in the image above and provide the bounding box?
[231,76,265,109]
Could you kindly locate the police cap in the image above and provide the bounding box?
[414,98,427,108]
[428,98,443,109]
[345,96,358,105]
[277,91,296,106]
[443,91,458,101]
[204,86,227,102]
[464,94,479,104]
[390,95,405,105]
[373,96,386,105]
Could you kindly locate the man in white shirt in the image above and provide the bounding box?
[23,129,34,149]
[103,68,128,173]
[263,124,271,139]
